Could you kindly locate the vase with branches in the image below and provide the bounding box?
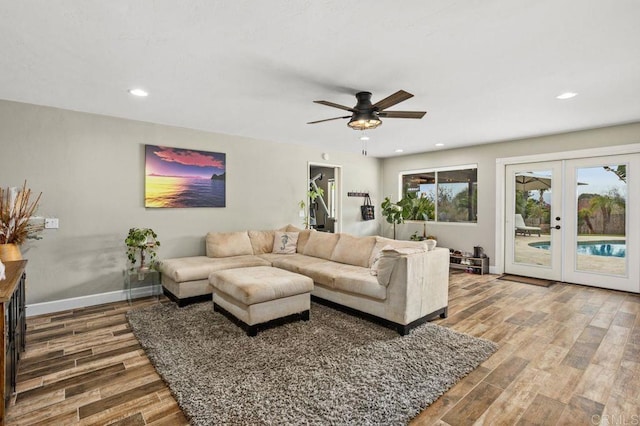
[0,181,44,261]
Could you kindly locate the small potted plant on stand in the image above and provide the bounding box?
[125,228,160,279]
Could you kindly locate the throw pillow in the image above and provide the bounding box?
[272,231,299,254]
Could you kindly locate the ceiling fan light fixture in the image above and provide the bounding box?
[347,112,382,130]
[310,89,423,130]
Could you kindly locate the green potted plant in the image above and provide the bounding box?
[298,199,308,228]
[300,186,325,229]
[381,197,404,239]
[383,193,436,240]
[125,228,160,272]
[308,186,324,203]
[398,191,435,221]
[410,231,425,241]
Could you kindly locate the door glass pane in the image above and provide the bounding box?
[514,171,552,267]
[575,165,627,275]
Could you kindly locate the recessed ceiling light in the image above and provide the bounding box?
[128,88,148,97]
[435,143,445,147]
[395,149,404,153]
[556,92,577,100]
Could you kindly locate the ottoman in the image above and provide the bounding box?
[209,266,314,336]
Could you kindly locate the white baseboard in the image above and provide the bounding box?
[26,284,163,317]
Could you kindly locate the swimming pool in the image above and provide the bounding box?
[530,240,626,257]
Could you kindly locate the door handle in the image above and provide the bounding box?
[555,217,561,221]
[554,225,561,229]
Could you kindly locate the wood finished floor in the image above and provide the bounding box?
[7,273,640,425]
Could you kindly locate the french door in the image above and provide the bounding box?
[505,154,639,293]
[505,161,563,281]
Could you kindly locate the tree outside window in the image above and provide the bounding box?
[400,166,477,223]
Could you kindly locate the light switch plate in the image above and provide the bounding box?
[44,218,59,229]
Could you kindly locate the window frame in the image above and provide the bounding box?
[398,164,478,223]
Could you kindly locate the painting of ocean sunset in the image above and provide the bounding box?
[145,145,226,208]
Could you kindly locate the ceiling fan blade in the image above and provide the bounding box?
[307,115,351,124]
[372,90,414,111]
[378,110,426,119]
[313,100,355,112]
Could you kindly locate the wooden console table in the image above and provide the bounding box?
[0,260,27,425]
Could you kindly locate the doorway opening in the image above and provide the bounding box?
[308,163,341,233]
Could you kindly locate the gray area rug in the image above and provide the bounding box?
[127,302,497,425]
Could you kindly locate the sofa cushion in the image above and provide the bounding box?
[303,232,340,260]
[248,230,276,254]
[298,261,365,288]
[330,234,376,268]
[160,255,270,283]
[298,262,339,287]
[272,231,299,254]
[206,231,253,258]
[334,269,387,300]
[256,253,283,263]
[296,229,315,254]
[270,253,328,274]
[209,266,314,305]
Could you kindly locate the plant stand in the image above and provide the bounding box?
[124,268,161,304]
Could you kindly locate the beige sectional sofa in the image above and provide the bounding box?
[159,226,449,335]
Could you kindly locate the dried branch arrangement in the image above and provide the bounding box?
[0,181,43,244]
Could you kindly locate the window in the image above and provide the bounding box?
[400,165,477,223]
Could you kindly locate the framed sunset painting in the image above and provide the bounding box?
[145,145,226,208]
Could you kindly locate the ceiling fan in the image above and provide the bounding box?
[307,90,426,130]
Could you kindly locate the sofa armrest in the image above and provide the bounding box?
[384,247,449,324]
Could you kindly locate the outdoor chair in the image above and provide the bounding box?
[515,213,541,236]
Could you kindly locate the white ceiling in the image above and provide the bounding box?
[1,1,639,158]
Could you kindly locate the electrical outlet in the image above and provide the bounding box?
[44,218,59,229]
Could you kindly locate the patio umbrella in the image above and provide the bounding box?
[514,172,552,191]
[514,172,587,191]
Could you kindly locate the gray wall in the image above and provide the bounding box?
[381,122,640,266]
[0,100,382,304]
[5,97,637,304]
